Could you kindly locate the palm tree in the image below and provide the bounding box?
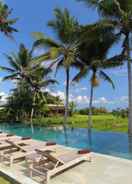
[33,8,81,130]
[0,1,17,37]
[0,44,57,133]
[0,44,33,82]
[73,23,123,130]
[29,66,57,127]
[0,44,35,130]
[77,0,132,134]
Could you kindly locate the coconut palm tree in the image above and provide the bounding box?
[0,1,17,37]
[0,44,57,133]
[29,66,57,127]
[77,0,132,134]
[32,8,81,130]
[0,43,35,131]
[73,23,123,130]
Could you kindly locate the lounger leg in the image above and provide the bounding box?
[30,170,33,178]
[87,154,92,162]
[45,173,50,184]
[29,164,33,178]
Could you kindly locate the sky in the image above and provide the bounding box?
[0,0,129,110]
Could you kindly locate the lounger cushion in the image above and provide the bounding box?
[21,137,31,140]
[78,149,91,154]
[6,134,14,137]
[46,142,56,146]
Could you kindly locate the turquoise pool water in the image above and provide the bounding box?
[0,123,132,160]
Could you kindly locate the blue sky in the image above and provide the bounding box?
[0,0,128,110]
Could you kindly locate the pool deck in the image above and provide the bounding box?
[0,150,132,184]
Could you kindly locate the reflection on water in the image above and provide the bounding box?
[128,135,132,154]
[0,123,132,160]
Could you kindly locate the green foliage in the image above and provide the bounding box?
[78,107,109,115]
[69,101,76,116]
[112,108,128,118]
[0,1,17,37]
[33,114,128,133]
[0,177,14,184]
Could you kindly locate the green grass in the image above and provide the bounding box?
[0,177,12,184]
[33,114,128,133]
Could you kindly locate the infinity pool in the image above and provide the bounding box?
[0,123,132,160]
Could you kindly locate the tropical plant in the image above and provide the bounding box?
[5,81,33,122]
[32,8,81,130]
[0,1,17,37]
[0,43,57,132]
[0,43,34,82]
[29,66,57,127]
[69,101,76,116]
[73,23,123,130]
[77,0,132,134]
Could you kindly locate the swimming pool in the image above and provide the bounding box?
[0,123,132,160]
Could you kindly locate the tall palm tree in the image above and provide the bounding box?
[73,23,123,130]
[77,0,132,134]
[29,66,57,127]
[0,44,57,132]
[0,44,33,82]
[0,1,17,37]
[0,43,35,130]
[33,8,81,130]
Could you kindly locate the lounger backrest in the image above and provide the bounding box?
[36,150,64,167]
[6,140,26,152]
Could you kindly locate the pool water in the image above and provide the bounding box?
[0,123,132,160]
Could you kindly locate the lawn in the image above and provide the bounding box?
[0,177,12,184]
[33,114,128,133]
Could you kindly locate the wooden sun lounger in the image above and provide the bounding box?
[0,140,46,167]
[28,149,91,183]
[0,141,35,167]
[0,141,14,150]
[0,135,21,142]
[0,133,11,138]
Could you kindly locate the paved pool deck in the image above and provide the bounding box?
[0,152,132,184]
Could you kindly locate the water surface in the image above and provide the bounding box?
[0,123,132,160]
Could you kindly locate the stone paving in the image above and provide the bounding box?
[0,152,132,184]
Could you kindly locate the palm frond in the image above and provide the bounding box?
[33,37,60,49]
[0,65,16,73]
[31,52,50,64]
[99,70,115,89]
[5,54,21,71]
[39,79,58,87]
[103,54,124,69]
[72,65,89,82]
[2,73,19,81]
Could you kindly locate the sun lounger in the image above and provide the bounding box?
[0,140,46,167]
[0,135,21,142]
[27,149,91,183]
[0,141,35,167]
[0,141,14,150]
[0,133,10,138]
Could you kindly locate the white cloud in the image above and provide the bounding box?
[119,96,128,103]
[94,97,109,105]
[42,87,128,108]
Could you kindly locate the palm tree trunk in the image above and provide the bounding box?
[126,33,132,135]
[63,68,70,145]
[64,68,70,129]
[30,92,36,134]
[88,82,94,130]
[128,59,132,135]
